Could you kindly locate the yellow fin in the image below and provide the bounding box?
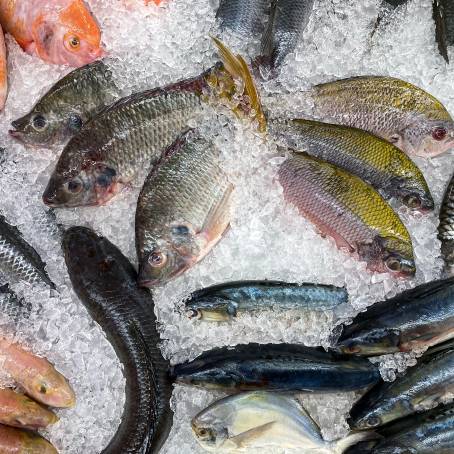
[211,37,267,133]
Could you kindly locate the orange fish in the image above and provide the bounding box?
[0,25,6,110]
[0,0,103,67]
[145,0,164,5]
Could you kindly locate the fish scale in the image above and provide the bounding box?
[438,172,454,274]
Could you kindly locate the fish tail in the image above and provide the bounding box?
[333,431,379,454]
[211,37,267,132]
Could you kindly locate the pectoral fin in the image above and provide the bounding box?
[228,421,277,448]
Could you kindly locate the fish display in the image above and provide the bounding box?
[136,130,233,288]
[216,0,269,36]
[43,39,264,208]
[434,0,454,63]
[439,170,454,275]
[192,391,372,453]
[184,280,348,322]
[0,389,58,430]
[10,60,119,148]
[0,425,58,454]
[278,153,415,277]
[307,76,454,157]
[172,343,380,392]
[270,118,434,212]
[0,338,75,408]
[0,0,103,67]
[335,277,454,356]
[348,339,454,430]
[0,24,6,110]
[63,226,173,453]
[261,0,315,70]
[0,214,55,288]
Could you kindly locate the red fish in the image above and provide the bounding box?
[0,0,103,67]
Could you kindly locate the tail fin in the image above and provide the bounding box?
[211,37,267,133]
[333,431,380,454]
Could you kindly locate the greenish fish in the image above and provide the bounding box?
[192,391,373,453]
[136,130,233,288]
[10,60,118,148]
[278,153,415,278]
[307,76,454,157]
[270,118,434,212]
[184,280,348,322]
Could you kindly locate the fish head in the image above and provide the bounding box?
[43,161,119,208]
[138,225,201,287]
[10,106,83,147]
[399,119,454,157]
[32,0,104,67]
[185,297,237,322]
[394,180,434,213]
[28,369,76,408]
[192,420,229,450]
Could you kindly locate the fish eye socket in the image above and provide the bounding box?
[32,115,47,130]
[39,384,47,394]
[149,251,167,268]
[186,308,201,319]
[68,36,80,49]
[66,179,83,194]
[366,416,380,427]
[403,194,421,209]
[68,114,82,130]
[386,257,402,272]
[172,225,190,236]
[432,126,447,141]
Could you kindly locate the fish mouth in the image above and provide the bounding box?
[138,278,162,288]
[8,129,24,142]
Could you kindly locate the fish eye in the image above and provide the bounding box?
[403,194,421,209]
[432,126,447,141]
[32,115,47,130]
[66,178,83,194]
[366,416,380,427]
[68,114,82,130]
[186,309,201,319]
[68,36,80,49]
[149,251,167,268]
[385,257,402,272]
[172,225,190,236]
[39,384,47,394]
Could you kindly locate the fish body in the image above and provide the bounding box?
[43,39,264,208]
[349,341,454,430]
[0,284,30,325]
[171,343,380,392]
[434,0,454,63]
[0,425,58,454]
[0,214,55,288]
[63,226,173,453]
[216,0,269,36]
[439,171,454,275]
[308,76,454,157]
[0,389,58,430]
[0,0,103,67]
[10,60,118,148]
[0,24,6,110]
[270,119,434,212]
[184,280,348,322]
[336,278,454,356]
[192,391,372,453]
[261,0,315,70]
[136,129,233,287]
[0,338,75,408]
[278,153,415,278]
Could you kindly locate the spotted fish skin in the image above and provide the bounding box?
[278,153,415,278]
[439,171,454,275]
[270,118,434,212]
[0,215,54,288]
[308,76,454,157]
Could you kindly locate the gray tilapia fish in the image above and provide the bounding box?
[43,39,264,208]
[278,153,415,278]
[171,343,380,392]
[0,214,54,288]
[307,76,454,157]
[63,226,173,453]
[434,0,454,63]
[136,129,233,288]
[192,391,372,453]
[438,170,454,275]
[269,118,434,212]
[348,339,454,430]
[261,0,315,70]
[216,0,269,36]
[184,280,348,322]
[335,278,454,356]
[10,60,118,148]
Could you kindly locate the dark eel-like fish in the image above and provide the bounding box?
[434,0,454,63]
[63,226,173,453]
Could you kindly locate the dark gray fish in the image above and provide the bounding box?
[438,170,454,275]
[335,278,454,356]
[0,214,54,289]
[216,0,269,36]
[63,226,173,453]
[0,284,30,324]
[348,339,454,430]
[171,343,380,392]
[9,60,118,148]
[184,280,348,322]
[434,0,454,63]
[261,0,315,70]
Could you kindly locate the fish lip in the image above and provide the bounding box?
[138,278,161,288]
[8,129,23,141]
